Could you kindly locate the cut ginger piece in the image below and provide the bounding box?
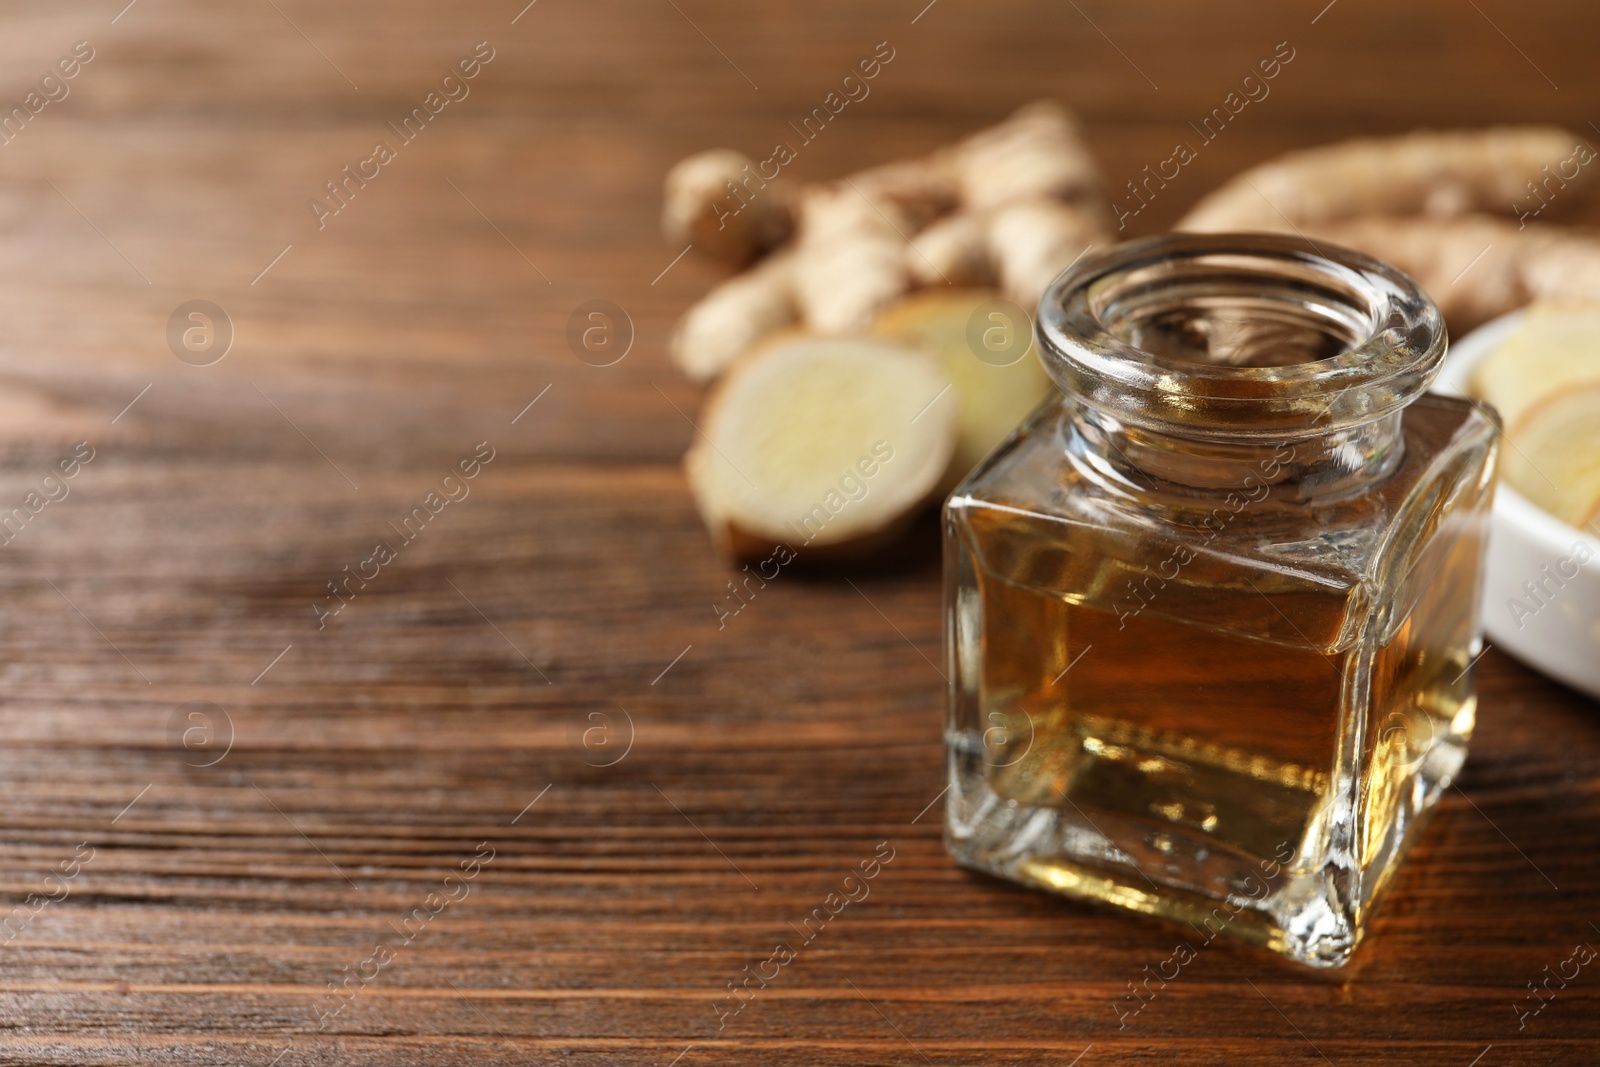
[1470,302,1600,429]
[685,335,958,561]
[873,289,1057,487]
[1500,385,1600,527]
[1470,302,1600,527]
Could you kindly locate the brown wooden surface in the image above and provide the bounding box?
[0,1,1597,1063]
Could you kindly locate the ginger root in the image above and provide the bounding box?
[665,103,1113,558]
[916,101,1113,302]
[669,252,796,382]
[791,182,917,334]
[665,100,1112,370]
[662,110,1600,561]
[907,213,995,288]
[1179,127,1596,233]
[1174,126,1600,331]
[1307,215,1600,331]
[956,100,1107,215]
[987,197,1106,309]
[845,157,961,234]
[662,148,794,267]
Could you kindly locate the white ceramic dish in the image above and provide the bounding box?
[1434,309,1600,700]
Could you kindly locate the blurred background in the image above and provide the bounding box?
[3,0,1596,466]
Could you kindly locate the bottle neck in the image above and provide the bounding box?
[1067,400,1406,504]
[1036,235,1446,505]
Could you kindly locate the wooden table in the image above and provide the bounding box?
[0,1,1596,1063]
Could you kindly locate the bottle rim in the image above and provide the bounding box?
[1035,232,1447,441]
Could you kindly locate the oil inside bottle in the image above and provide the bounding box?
[946,395,1493,958]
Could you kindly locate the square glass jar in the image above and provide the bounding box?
[944,234,1499,967]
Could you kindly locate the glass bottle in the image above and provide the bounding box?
[943,233,1499,967]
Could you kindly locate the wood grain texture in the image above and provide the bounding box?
[0,1,1597,1063]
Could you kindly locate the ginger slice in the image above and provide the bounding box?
[1499,385,1600,527]
[685,335,958,560]
[1469,303,1600,526]
[1179,127,1596,233]
[1469,302,1600,429]
[873,289,1056,486]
